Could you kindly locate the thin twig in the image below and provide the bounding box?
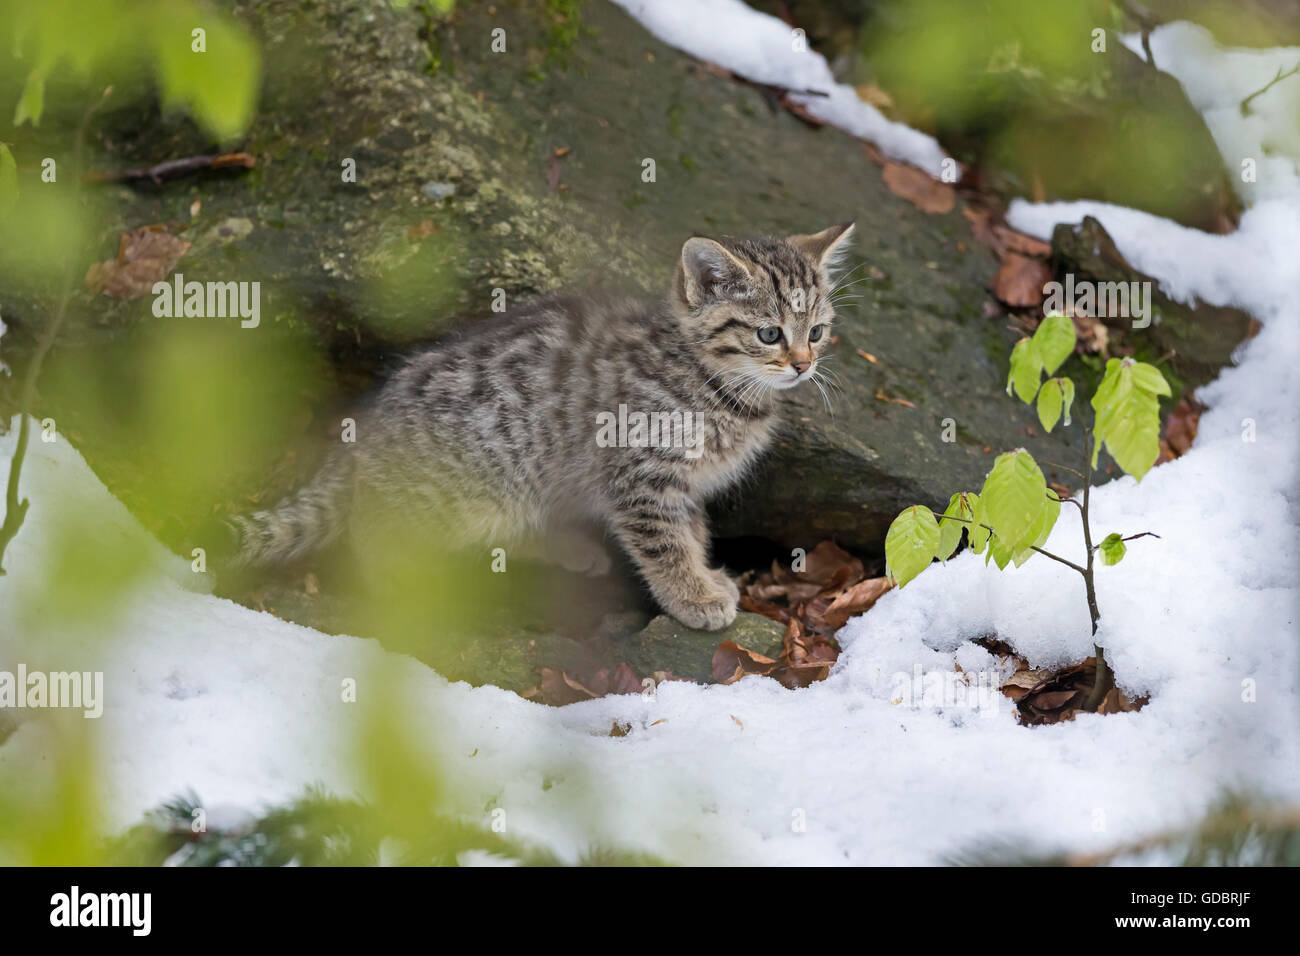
[935,512,1086,575]
[1040,460,1085,480]
[1092,531,1161,551]
[84,151,255,185]
[0,90,108,573]
[1241,62,1300,116]
[1081,430,1113,711]
[1120,1,1156,67]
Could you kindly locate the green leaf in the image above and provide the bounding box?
[1099,532,1127,566]
[1092,358,1161,479]
[936,492,980,561]
[1012,491,1060,566]
[1036,378,1077,433]
[1036,379,1062,432]
[0,145,17,216]
[13,68,46,128]
[1131,361,1172,397]
[979,450,1048,553]
[1032,313,1076,375]
[1058,377,1075,426]
[151,14,260,142]
[965,492,990,555]
[884,505,940,588]
[1006,338,1043,404]
[936,494,964,562]
[986,533,1014,570]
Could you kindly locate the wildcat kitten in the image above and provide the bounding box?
[227,222,854,630]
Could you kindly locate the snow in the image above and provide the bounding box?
[610,0,950,176]
[1,14,1298,864]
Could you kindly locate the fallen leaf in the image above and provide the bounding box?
[1069,310,1109,354]
[406,218,438,242]
[744,541,864,606]
[711,641,778,685]
[881,161,955,214]
[991,252,1052,309]
[993,224,1051,257]
[610,661,642,695]
[538,667,600,706]
[856,348,880,365]
[1002,668,1052,690]
[1157,394,1202,464]
[85,225,191,300]
[875,388,916,408]
[820,576,892,629]
[1030,689,1082,711]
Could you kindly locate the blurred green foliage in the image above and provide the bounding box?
[2,0,258,141]
[859,0,1235,226]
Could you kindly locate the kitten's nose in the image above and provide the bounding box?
[792,361,811,375]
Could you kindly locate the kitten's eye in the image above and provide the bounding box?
[808,324,826,343]
[757,326,782,345]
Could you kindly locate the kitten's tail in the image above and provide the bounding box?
[223,450,356,568]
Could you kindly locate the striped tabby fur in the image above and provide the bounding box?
[229,223,854,630]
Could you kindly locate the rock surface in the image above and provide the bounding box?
[0,0,1252,686]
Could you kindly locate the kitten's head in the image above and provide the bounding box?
[671,223,855,395]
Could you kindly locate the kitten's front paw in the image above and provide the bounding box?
[664,571,739,631]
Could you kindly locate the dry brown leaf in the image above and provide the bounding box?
[1002,668,1052,690]
[881,162,955,214]
[991,253,1052,308]
[539,667,599,706]
[993,224,1051,257]
[1157,395,1202,465]
[856,348,880,365]
[875,388,916,408]
[406,218,438,242]
[85,225,191,300]
[1031,689,1082,711]
[711,641,778,685]
[820,576,892,629]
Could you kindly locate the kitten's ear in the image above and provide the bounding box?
[788,221,855,274]
[675,237,753,309]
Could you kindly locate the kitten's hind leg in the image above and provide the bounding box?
[511,524,612,576]
[608,501,738,631]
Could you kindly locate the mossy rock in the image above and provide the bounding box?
[616,612,786,683]
[0,0,1246,574]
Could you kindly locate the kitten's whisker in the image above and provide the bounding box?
[827,262,870,294]
[810,372,834,414]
